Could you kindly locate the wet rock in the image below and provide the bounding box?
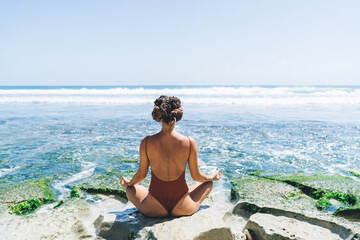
[230,188,240,203]
[233,202,264,218]
[266,174,360,197]
[0,179,55,204]
[244,213,353,240]
[71,187,84,198]
[230,175,317,214]
[232,174,360,225]
[194,227,233,240]
[81,186,128,203]
[335,208,360,222]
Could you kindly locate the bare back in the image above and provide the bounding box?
[146,132,190,181]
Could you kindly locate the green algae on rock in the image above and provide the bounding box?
[53,200,64,209]
[265,174,360,195]
[29,179,55,199]
[0,178,55,204]
[248,170,263,177]
[81,186,127,200]
[349,171,360,179]
[70,187,83,198]
[9,197,55,215]
[230,173,360,224]
[258,174,360,222]
[315,192,357,210]
[230,175,317,213]
[0,179,56,215]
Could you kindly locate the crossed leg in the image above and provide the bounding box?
[126,181,213,218]
[126,185,168,218]
[171,181,213,217]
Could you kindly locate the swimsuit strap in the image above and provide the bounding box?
[186,136,191,161]
[145,136,149,160]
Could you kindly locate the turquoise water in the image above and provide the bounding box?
[1,86,360,195]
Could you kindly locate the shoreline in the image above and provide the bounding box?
[0,172,359,239]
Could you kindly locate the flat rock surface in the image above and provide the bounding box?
[95,201,247,240]
[245,213,344,240]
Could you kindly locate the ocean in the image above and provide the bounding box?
[1,86,360,198]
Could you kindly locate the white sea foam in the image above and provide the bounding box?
[0,86,359,96]
[51,161,96,200]
[0,166,20,178]
[1,87,359,105]
[1,96,360,106]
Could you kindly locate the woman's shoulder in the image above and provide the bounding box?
[186,136,197,149]
[142,133,196,145]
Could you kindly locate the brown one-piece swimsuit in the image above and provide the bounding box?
[147,136,190,213]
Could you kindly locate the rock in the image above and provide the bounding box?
[81,187,127,203]
[233,202,264,218]
[234,201,359,239]
[72,219,86,235]
[94,214,134,240]
[71,187,84,198]
[265,174,360,199]
[93,200,246,240]
[0,179,55,204]
[244,213,351,240]
[231,174,360,224]
[230,175,318,214]
[194,227,233,240]
[335,208,360,222]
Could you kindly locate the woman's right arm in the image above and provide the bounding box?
[188,137,221,182]
[120,137,149,187]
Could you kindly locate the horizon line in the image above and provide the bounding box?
[1,84,360,87]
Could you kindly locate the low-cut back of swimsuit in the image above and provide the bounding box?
[147,136,190,213]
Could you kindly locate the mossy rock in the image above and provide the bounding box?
[260,174,360,222]
[349,171,360,179]
[9,197,55,215]
[76,173,149,191]
[81,186,128,203]
[233,202,266,218]
[0,179,55,204]
[70,187,84,198]
[248,170,263,177]
[53,200,64,209]
[266,174,360,195]
[315,192,358,210]
[230,175,317,213]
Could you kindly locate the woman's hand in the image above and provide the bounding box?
[120,176,130,187]
[211,171,222,181]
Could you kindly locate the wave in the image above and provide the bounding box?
[51,162,96,200]
[1,87,360,105]
[1,86,360,96]
[0,166,21,178]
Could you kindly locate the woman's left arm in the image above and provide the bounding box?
[120,137,149,187]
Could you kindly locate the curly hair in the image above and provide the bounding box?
[152,95,183,124]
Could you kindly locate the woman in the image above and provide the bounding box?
[120,95,221,217]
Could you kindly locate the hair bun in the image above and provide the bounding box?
[170,108,183,122]
[151,95,183,123]
[152,106,165,123]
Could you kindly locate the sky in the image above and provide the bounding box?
[0,0,359,86]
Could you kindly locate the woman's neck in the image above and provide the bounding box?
[160,122,176,134]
